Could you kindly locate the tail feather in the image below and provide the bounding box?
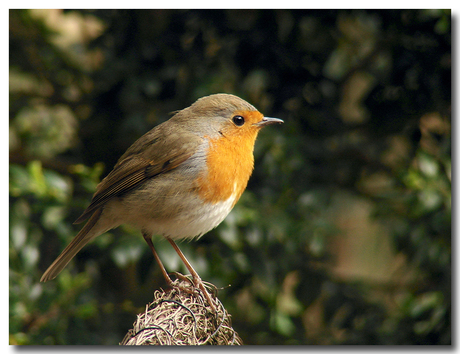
[40,208,103,282]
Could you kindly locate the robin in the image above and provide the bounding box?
[40,93,283,310]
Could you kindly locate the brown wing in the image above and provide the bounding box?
[74,126,202,224]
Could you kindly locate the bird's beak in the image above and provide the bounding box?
[254,117,284,127]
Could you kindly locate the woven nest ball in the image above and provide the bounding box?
[120,274,242,345]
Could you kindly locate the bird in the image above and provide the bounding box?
[40,93,283,310]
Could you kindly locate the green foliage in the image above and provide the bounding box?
[9,162,98,344]
[9,9,450,345]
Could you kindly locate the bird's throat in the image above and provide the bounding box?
[195,132,257,206]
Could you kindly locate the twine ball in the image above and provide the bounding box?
[120,275,242,345]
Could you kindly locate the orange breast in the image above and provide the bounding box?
[196,131,258,206]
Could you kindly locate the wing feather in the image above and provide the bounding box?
[74,127,201,224]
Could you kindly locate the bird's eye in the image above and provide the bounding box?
[232,115,245,126]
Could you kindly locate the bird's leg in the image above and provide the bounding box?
[142,232,174,287]
[167,238,217,312]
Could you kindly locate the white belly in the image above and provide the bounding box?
[147,193,237,240]
[101,190,238,240]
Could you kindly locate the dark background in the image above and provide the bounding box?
[9,9,451,345]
